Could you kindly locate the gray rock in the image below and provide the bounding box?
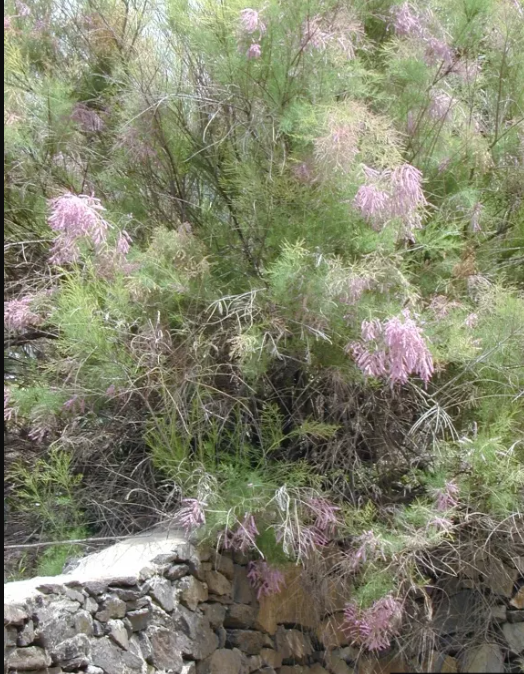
[322,652,353,674]
[108,619,130,650]
[502,622,524,654]
[274,627,313,664]
[508,610,524,623]
[4,604,29,626]
[105,576,139,587]
[37,583,66,595]
[226,630,266,655]
[65,587,85,603]
[176,576,209,611]
[170,605,219,660]
[461,644,504,672]
[145,576,175,613]
[204,571,232,597]
[232,566,256,605]
[216,626,227,649]
[166,564,190,581]
[75,609,95,636]
[85,596,99,614]
[152,543,199,566]
[225,604,257,629]
[111,588,144,602]
[51,633,90,670]
[146,626,184,671]
[84,581,109,596]
[260,649,283,669]
[5,625,18,647]
[91,636,146,674]
[481,558,519,598]
[17,619,35,646]
[34,599,85,650]
[245,655,263,673]
[181,664,197,674]
[87,667,105,674]
[93,620,105,637]
[136,632,153,663]
[201,603,226,629]
[196,648,242,674]
[7,646,52,670]
[432,590,484,636]
[96,596,127,622]
[210,552,235,580]
[127,606,152,632]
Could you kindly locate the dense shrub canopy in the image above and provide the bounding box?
[4,0,524,656]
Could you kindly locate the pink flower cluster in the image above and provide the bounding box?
[390,4,455,66]
[63,395,86,414]
[353,164,428,238]
[343,596,403,651]
[348,312,434,386]
[435,480,460,511]
[307,497,341,535]
[48,193,110,264]
[240,8,266,60]
[223,514,260,553]
[176,498,207,532]
[247,561,286,599]
[4,296,42,332]
[344,530,383,572]
[4,386,14,422]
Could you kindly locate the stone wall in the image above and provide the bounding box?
[4,534,524,674]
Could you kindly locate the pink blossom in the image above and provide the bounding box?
[223,514,260,553]
[105,384,117,397]
[240,8,266,35]
[48,193,109,264]
[470,202,483,233]
[71,104,104,133]
[247,561,285,599]
[425,37,454,65]
[343,596,402,652]
[428,92,454,121]
[4,387,14,422]
[464,313,478,328]
[348,313,434,386]
[4,297,42,332]
[307,497,341,533]
[435,480,460,511]
[63,395,86,414]
[176,498,207,532]
[353,184,390,231]
[116,230,132,256]
[15,1,31,17]
[344,530,383,572]
[302,15,329,50]
[390,3,425,38]
[246,43,262,59]
[296,526,329,558]
[343,275,373,305]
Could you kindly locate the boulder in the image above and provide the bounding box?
[34,599,86,650]
[145,577,175,613]
[127,607,152,632]
[176,576,209,611]
[74,609,94,636]
[6,646,52,670]
[170,605,218,660]
[226,629,267,655]
[211,553,235,580]
[17,619,35,646]
[166,564,190,581]
[4,604,29,626]
[432,590,484,636]
[480,558,518,598]
[50,633,90,668]
[96,596,127,622]
[146,626,184,671]
[91,636,146,674]
[232,566,257,606]
[460,644,504,672]
[5,625,18,647]
[225,604,258,629]
[502,622,524,654]
[275,626,313,663]
[204,571,232,597]
[84,581,109,596]
[85,597,99,614]
[108,619,130,650]
[201,603,226,629]
[196,648,243,674]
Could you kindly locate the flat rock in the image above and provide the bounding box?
[461,644,504,672]
[166,564,190,581]
[170,604,218,660]
[7,646,52,670]
[317,612,350,649]
[210,553,235,580]
[147,625,184,671]
[127,607,152,632]
[96,596,127,622]
[201,603,226,629]
[176,576,208,611]
[225,604,258,628]
[108,619,130,650]
[227,629,266,655]
[232,566,256,606]
[204,571,232,596]
[322,652,354,674]
[91,636,146,674]
[260,648,283,669]
[51,633,90,668]
[256,566,317,634]
[275,626,313,663]
[17,618,35,646]
[34,599,86,650]
[145,577,175,613]
[181,664,197,674]
[196,648,242,674]
[502,622,524,654]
